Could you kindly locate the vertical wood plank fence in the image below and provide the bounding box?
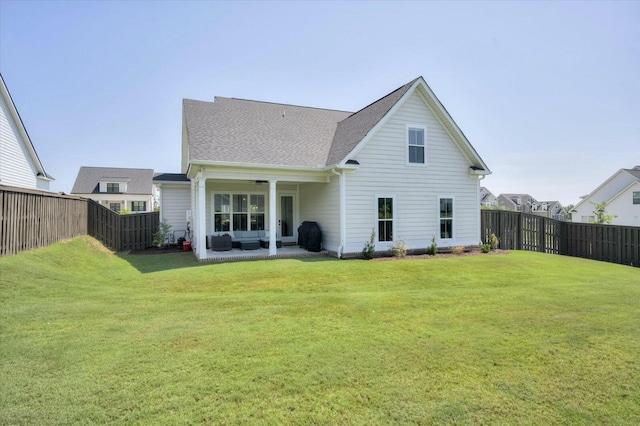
[1,186,160,257]
[0,185,88,256]
[87,200,159,251]
[481,210,640,268]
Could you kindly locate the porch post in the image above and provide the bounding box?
[196,175,206,259]
[269,179,277,256]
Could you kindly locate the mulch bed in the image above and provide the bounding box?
[371,249,509,261]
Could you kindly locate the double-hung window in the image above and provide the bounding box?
[407,126,426,165]
[214,193,266,232]
[439,197,453,240]
[131,201,146,212]
[106,183,119,193]
[633,191,640,205]
[377,197,394,242]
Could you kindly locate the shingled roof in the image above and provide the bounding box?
[183,77,487,171]
[71,167,154,194]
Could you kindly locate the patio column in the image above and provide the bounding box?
[269,179,277,256]
[196,175,206,259]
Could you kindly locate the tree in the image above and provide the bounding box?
[591,201,617,224]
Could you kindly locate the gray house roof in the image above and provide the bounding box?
[183,76,489,172]
[153,172,190,182]
[71,167,154,194]
[184,97,352,168]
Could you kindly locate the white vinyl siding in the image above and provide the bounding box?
[160,184,191,235]
[343,90,480,253]
[299,176,341,252]
[0,91,39,189]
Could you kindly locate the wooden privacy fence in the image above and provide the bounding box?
[481,210,640,268]
[0,185,88,256]
[87,200,159,251]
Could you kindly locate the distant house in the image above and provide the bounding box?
[495,193,567,220]
[171,76,491,259]
[531,200,567,221]
[571,166,640,226]
[0,74,54,190]
[71,166,156,213]
[480,187,497,207]
[497,193,537,213]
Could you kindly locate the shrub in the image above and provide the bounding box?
[452,246,465,255]
[119,208,131,215]
[426,235,438,256]
[390,239,407,258]
[362,229,376,259]
[489,233,500,250]
[153,220,172,248]
[480,243,491,253]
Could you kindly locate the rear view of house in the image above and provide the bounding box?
[71,166,156,213]
[173,76,491,259]
[0,74,53,190]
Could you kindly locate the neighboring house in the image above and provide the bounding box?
[497,193,537,213]
[531,200,567,221]
[71,166,155,213]
[153,172,191,236]
[480,187,497,207]
[171,76,491,259]
[0,74,54,190]
[571,166,640,226]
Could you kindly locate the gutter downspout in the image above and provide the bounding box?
[331,168,346,259]
[477,174,486,245]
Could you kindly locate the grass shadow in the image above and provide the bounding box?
[116,251,203,274]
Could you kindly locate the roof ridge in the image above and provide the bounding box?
[220,96,353,113]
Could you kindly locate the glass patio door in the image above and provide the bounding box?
[278,195,296,243]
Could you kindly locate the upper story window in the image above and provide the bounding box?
[106,183,120,193]
[407,126,426,165]
[633,191,640,205]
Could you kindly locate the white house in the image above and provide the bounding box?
[71,166,156,213]
[572,166,640,226]
[0,74,53,190]
[162,76,491,259]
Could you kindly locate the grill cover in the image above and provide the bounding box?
[297,221,322,252]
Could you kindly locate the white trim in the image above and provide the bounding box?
[405,123,428,167]
[269,180,277,255]
[375,194,396,247]
[437,195,455,244]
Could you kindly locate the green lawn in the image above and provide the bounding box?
[1,237,639,425]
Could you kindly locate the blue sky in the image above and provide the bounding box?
[1,0,638,205]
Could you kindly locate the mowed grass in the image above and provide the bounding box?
[1,237,639,425]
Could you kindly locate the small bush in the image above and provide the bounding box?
[119,208,131,215]
[452,246,465,255]
[489,233,500,250]
[426,236,438,256]
[390,239,407,258]
[480,243,491,253]
[153,220,172,248]
[362,229,376,260]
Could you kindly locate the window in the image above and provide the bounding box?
[407,127,425,164]
[581,215,595,223]
[634,191,640,205]
[214,194,230,232]
[439,197,453,239]
[131,201,146,212]
[109,203,121,213]
[214,193,265,232]
[106,183,119,193]
[377,197,393,242]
